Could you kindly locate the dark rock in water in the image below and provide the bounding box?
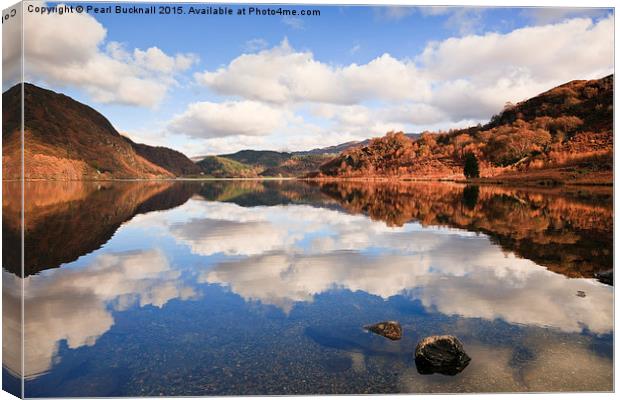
[576,290,586,298]
[364,321,402,340]
[414,335,471,375]
[595,270,613,286]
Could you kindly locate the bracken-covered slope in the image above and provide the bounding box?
[318,75,613,184]
[124,137,202,177]
[2,83,196,179]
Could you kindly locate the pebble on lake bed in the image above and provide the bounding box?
[414,335,471,376]
[364,321,402,340]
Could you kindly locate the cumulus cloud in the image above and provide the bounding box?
[8,2,198,107]
[3,250,196,379]
[168,100,288,138]
[244,38,269,52]
[194,38,428,105]
[522,7,612,25]
[190,15,612,137]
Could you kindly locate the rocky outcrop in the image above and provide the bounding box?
[414,335,471,375]
[364,321,402,340]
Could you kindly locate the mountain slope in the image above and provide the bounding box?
[124,137,202,176]
[294,133,421,156]
[318,75,613,183]
[2,83,190,180]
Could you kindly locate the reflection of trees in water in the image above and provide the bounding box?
[3,179,612,282]
[462,185,479,210]
[2,181,196,276]
[2,180,331,277]
[317,181,612,281]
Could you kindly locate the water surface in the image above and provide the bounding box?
[2,180,613,396]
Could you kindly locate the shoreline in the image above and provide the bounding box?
[2,176,612,188]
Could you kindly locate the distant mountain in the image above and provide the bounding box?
[196,156,259,178]
[192,134,421,177]
[219,150,293,168]
[318,76,613,184]
[195,152,333,178]
[294,133,421,156]
[2,83,196,179]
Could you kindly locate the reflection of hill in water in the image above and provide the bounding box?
[2,180,334,277]
[2,180,612,283]
[2,181,196,276]
[315,181,612,281]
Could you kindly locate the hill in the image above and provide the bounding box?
[124,137,202,176]
[219,150,293,168]
[195,150,334,178]
[2,83,196,180]
[193,135,420,178]
[317,75,613,184]
[196,156,259,178]
[294,133,421,156]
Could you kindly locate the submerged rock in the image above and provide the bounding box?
[595,270,613,286]
[364,321,402,340]
[414,335,471,375]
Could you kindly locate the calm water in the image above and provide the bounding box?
[2,180,614,396]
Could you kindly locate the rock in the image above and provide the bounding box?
[414,335,471,375]
[595,270,613,286]
[364,321,402,340]
[576,290,586,298]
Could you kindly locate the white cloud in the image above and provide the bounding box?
[168,100,288,138]
[2,3,23,88]
[244,38,269,52]
[419,7,485,35]
[282,16,304,29]
[190,15,612,139]
[133,47,198,74]
[194,38,429,105]
[419,16,613,119]
[522,8,611,25]
[12,2,197,107]
[374,6,415,21]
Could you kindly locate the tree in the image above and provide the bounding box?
[464,153,480,179]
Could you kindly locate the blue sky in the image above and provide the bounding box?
[11,3,614,156]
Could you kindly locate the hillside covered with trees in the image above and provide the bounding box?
[317,75,613,184]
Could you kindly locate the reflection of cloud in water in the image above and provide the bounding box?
[197,210,612,334]
[152,200,612,334]
[3,250,196,379]
[171,219,296,256]
[164,200,471,258]
[135,200,613,334]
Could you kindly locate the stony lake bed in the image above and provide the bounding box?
[2,179,613,396]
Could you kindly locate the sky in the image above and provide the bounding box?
[3,2,614,156]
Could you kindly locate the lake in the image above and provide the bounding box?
[2,180,613,396]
